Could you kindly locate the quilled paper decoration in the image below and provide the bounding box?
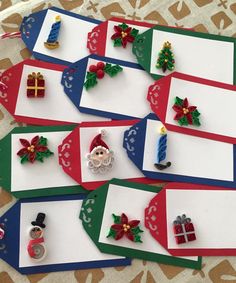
[27,213,46,261]
[27,72,45,98]
[155,126,171,170]
[156,41,175,73]
[86,130,114,174]
[107,213,143,243]
[0,224,5,240]
[173,214,196,245]
[111,23,139,48]
[44,15,61,49]
[17,135,54,164]
[173,97,201,126]
[84,62,123,90]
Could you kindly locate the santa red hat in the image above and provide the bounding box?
[90,132,109,153]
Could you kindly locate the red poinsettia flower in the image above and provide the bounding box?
[17,136,48,163]
[111,213,140,241]
[172,98,197,125]
[111,25,135,48]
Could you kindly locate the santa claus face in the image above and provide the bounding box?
[87,146,114,173]
[29,226,43,239]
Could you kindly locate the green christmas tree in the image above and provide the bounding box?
[156,41,175,73]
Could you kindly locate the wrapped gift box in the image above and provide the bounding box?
[27,72,45,98]
[173,214,196,244]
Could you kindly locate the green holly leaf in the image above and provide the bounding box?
[192,117,201,126]
[192,109,201,118]
[113,38,122,47]
[84,72,98,90]
[119,23,129,30]
[131,226,144,235]
[36,152,44,162]
[174,96,183,106]
[130,28,139,38]
[104,63,123,77]
[178,116,189,126]
[134,235,143,243]
[39,136,47,146]
[107,228,116,238]
[112,214,121,224]
[20,154,29,164]
[44,149,54,157]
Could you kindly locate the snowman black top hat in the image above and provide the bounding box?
[31,213,46,228]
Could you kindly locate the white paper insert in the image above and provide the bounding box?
[99,184,197,261]
[166,189,236,249]
[33,9,96,62]
[142,119,234,181]
[15,65,107,123]
[150,30,234,84]
[19,199,123,267]
[11,131,78,192]
[166,77,236,137]
[105,21,148,63]
[79,58,153,118]
[80,125,144,182]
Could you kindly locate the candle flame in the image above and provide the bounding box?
[160,126,167,135]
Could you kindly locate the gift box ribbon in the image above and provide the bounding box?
[27,72,45,97]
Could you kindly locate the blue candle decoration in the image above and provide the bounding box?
[44,15,61,49]
[155,126,171,170]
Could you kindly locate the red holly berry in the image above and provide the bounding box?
[97,62,105,70]
[96,69,105,79]
[89,65,97,72]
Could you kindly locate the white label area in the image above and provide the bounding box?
[142,119,234,181]
[19,199,123,267]
[79,58,153,118]
[166,77,236,137]
[15,65,107,123]
[166,189,236,249]
[11,131,77,191]
[150,30,234,84]
[80,125,144,183]
[33,9,96,62]
[105,21,149,63]
[98,184,197,261]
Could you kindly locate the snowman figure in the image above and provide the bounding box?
[27,213,46,261]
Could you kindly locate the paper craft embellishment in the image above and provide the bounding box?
[173,97,201,126]
[111,23,139,48]
[107,213,143,243]
[0,224,5,240]
[27,72,45,98]
[156,41,175,73]
[173,214,196,245]
[27,213,46,261]
[155,126,171,170]
[17,135,54,164]
[84,62,123,90]
[44,15,61,49]
[86,130,114,174]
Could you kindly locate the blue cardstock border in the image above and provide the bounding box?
[0,194,130,274]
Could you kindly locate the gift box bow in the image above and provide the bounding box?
[173,214,195,243]
[27,72,44,80]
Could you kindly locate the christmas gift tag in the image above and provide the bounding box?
[62,55,153,120]
[20,7,100,65]
[79,178,201,269]
[133,25,236,84]
[0,194,129,274]
[0,125,87,198]
[58,119,159,190]
[87,18,153,64]
[147,72,236,143]
[123,113,236,188]
[145,182,236,256]
[0,59,108,126]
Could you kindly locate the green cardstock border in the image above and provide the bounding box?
[133,25,236,84]
[80,178,202,270]
[0,125,87,198]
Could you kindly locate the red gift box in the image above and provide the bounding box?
[27,72,45,98]
[173,214,196,244]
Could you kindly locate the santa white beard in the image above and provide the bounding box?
[87,152,114,174]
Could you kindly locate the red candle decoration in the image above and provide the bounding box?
[173,214,196,245]
[27,72,45,98]
[111,23,139,48]
[17,135,54,164]
[172,96,201,126]
[84,61,123,90]
[107,213,143,243]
